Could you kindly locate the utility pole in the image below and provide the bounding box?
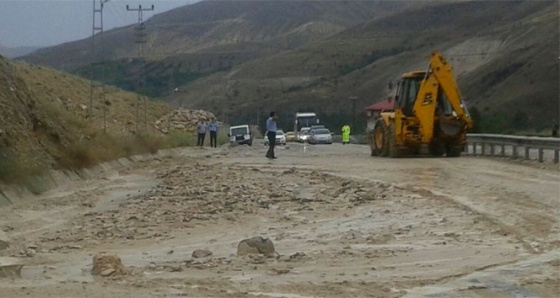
[126,4,154,133]
[90,0,109,132]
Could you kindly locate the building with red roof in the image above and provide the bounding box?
[365,97,395,131]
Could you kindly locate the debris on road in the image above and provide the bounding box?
[0,144,557,297]
[91,253,126,277]
[0,257,23,278]
[192,249,213,258]
[237,236,276,256]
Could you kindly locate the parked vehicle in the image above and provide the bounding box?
[298,127,311,143]
[285,131,297,142]
[310,125,325,131]
[294,112,319,133]
[229,125,253,146]
[264,129,286,146]
[309,128,333,144]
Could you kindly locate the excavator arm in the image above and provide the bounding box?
[413,51,473,143]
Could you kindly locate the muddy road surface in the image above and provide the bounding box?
[0,142,558,297]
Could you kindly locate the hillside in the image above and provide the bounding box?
[163,0,559,132]
[0,56,169,184]
[22,1,415,70]
[0,45,40,59]
[20,0,420,98]
[18,0,559,134]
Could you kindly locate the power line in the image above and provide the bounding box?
[90,0,109,133]
[126,3,154,134]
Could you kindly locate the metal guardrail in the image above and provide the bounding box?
[328,133,559,163]
[466,134,560,163]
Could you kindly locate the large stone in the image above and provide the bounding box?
[192,249,213,258]
[0,257,23,278]
[91,253,126,277]
[237,237,276,257]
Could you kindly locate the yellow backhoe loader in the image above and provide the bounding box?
[371,51,473,157]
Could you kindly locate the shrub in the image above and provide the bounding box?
[0,148,46,185]
[164,131,196,148]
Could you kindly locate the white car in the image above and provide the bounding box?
[308,128,333,144]
[298,127,311,143]
[229,125,253,146]
[264,130,286,146]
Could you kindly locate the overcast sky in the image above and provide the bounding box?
[0,0,198,48]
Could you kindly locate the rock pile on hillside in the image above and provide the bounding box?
[154,108,216,134]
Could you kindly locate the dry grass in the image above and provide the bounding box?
[0,147,46,185]
[1,59,187,188]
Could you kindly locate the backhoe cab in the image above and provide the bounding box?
[371,51,473,157]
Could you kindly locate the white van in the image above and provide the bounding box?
[229,125,253,146]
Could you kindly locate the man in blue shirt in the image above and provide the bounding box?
[196,121,207,147]
[208,120,218,148]
[266,111,278,159]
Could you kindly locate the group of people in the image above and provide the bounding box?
[195,111,351,158]
[196,120,219,148]
[264,111,353,159]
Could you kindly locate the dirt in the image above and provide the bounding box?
[0,142,558,297]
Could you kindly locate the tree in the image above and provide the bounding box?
[510,110,528,130]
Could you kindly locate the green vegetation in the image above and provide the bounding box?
[0,148,46,191]
[468,107,551,135]
[75,60,207,98]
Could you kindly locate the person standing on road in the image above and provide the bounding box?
[209,120,218,148]
[266,112,278,159]
[342,124,351,145]
[196,121,207,147]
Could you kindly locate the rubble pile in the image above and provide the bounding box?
[35,159,396,252]
[154,108,217,134]
[37,160,296,248]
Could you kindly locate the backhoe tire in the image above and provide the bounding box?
[446,145,462,157]
[369,133,377,156]
[430,142,445,157]
[388,123,401,158]
[373,121,389,157]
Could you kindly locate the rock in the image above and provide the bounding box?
[91,253,126,277]
[0,240,8,251]
[25,249,36,257]
[0,257,24,278]
[100,268,116,277]
[0,231,10,250]
[237,237,276,257]
[192,249,213,258]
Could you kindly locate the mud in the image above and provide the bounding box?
[0,142,558,297]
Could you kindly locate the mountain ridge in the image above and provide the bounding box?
[18,0,560,133]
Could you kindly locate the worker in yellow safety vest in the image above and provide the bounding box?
[341,124,351,145]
